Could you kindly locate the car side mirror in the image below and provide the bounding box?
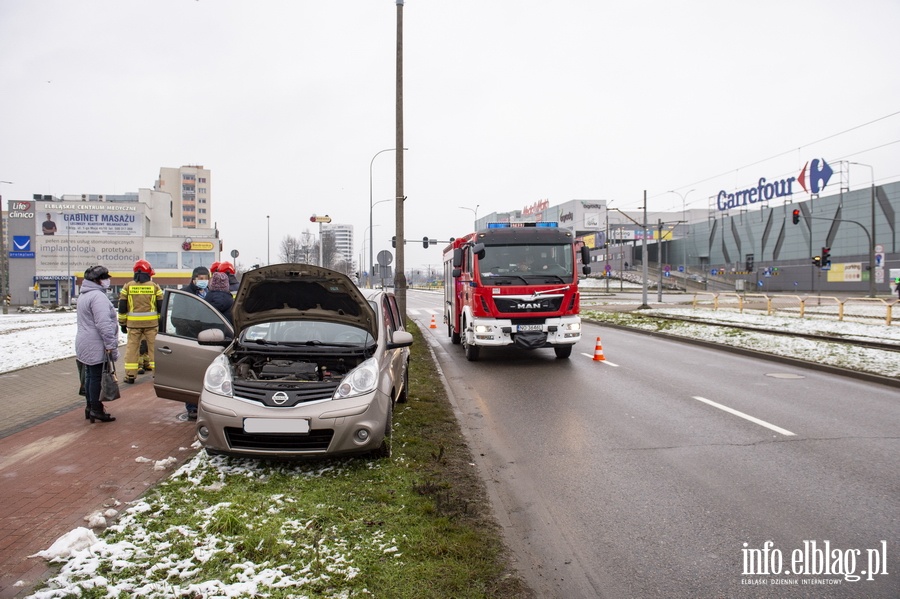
[198,328,232,346]
[387,330,414,349]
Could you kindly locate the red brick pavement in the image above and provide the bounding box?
[0,370,198,598]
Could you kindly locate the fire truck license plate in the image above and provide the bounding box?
[517,324,543,332]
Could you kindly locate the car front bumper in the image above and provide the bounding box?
[196,389,390,457]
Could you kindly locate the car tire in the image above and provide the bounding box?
[554,345,572,359]
[371,402,393,459]
[397,361,409,404]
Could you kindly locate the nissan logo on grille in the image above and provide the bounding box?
[271,391,290,405]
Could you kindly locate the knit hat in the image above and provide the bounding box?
[209,272,230,292]
[192,266,210,278]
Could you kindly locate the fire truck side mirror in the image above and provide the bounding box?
[581,246,591,265]
[582,265,592,276]
[472,243,485,259]
[452,248,463,268]
[452,268,461,278]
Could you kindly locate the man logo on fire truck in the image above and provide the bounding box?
[443,222,592,361]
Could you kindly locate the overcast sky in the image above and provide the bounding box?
[2,0,898,272]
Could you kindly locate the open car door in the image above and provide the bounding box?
[153,289,234,404]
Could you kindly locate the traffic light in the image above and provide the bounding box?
[812,255,821,267]
[792,209,800,225]
[745,257,754,272]
[821,246,831,268]
[391,236,396,248]
[423,236,429,249]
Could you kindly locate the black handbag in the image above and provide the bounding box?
[101,354,121,402]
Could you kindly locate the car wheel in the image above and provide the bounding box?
[371,402,393,459]
[397,360,409,404]
[554,345,572,359]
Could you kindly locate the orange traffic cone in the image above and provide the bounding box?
[429,314,437,329]
[592,336,606,361]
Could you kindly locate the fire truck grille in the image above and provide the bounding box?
[493,296,563,313]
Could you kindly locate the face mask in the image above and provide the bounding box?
[100,279,111,289]
[196,279,209,289]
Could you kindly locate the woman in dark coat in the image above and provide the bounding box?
[207,272,234,324]
[75,265,120,423]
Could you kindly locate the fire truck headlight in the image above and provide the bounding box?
[564,322,581,331]
[474,324,491,334]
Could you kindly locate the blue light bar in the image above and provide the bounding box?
[487,222,558,229]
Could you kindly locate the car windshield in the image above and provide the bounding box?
[477,244,574,283]
[242,321,373,346]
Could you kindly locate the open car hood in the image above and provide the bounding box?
[232,264,377,337]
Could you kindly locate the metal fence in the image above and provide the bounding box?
[691,293,899,326]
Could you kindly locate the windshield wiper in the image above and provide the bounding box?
[488,275,529,285]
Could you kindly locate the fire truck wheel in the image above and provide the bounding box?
[463,330,480,361]
[554,345,572,359]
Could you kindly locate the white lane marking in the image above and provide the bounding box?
[692,396,795,436]
[580,353,619,366]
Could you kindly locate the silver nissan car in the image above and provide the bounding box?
[153,264,412,459]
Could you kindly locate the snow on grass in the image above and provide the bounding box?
[583,307,900,378]
[25,452,397,598]
[0,311,124,373]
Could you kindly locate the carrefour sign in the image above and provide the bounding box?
[716,158,833,211]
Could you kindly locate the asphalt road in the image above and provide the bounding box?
[406,289,899,598]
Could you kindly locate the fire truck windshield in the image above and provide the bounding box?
[477,244,574,283]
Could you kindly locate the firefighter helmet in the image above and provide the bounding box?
[210,261,221,273]
[218,261,236,275]
[134,259,153,274]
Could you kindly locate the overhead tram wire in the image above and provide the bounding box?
[656,110,900,208]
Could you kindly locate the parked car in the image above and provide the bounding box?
[153,264,412,459]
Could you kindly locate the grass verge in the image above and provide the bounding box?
[29,322,534,599]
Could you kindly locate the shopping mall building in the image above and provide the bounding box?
[473,160,900,295]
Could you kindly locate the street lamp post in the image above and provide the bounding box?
[369,147,407,288]
[0,181,12,313]
[362,224,381,284]
[849,162,877,298]
[458,205,479,227]
[266,215,270,265]
[668,189,694,275]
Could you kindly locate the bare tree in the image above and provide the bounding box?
[278,235,304,263]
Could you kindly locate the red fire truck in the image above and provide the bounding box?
[443,222,592,361]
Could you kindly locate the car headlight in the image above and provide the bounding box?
[204,354,233,397]
[333,357,378,400]
[565,322,581,331]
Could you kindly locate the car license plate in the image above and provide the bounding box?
[517,324,543,332]
[243,418,310,434]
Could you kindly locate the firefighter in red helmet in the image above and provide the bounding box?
[210,261,221,274]
[118,259,163,383]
